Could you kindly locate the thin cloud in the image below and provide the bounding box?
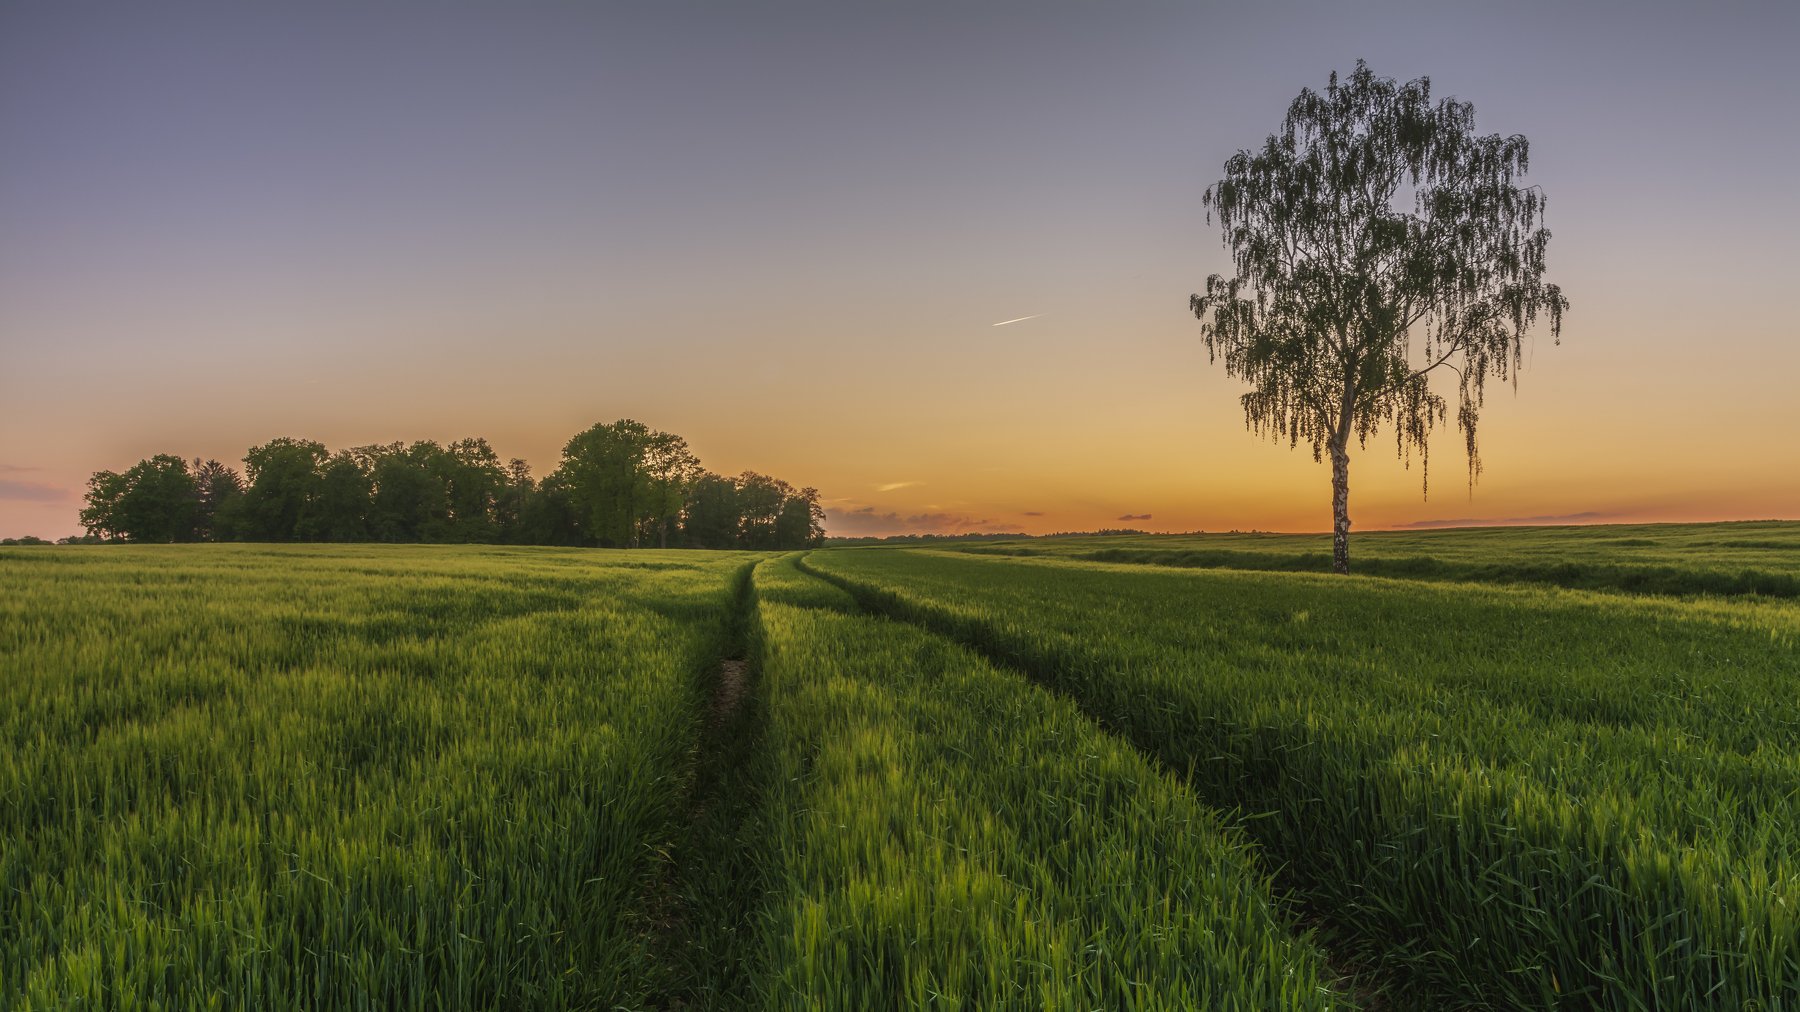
[825,508,907,533]
[824,507,1007,536]
[875,481,920,493]
[991,313,1045,327]
[1021,511,1046,517]
[905,513,1002,530]
[1399,511,1614,529]
[1117,513,1153,522]
[0,479,71,503]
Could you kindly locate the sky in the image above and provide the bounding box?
[2,0,1796,540]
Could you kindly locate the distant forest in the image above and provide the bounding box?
[75,419,825,550]
[823,529,1158,546]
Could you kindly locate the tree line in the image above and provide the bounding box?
[78,419,825,550]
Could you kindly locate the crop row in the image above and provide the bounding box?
[740,555,1348,1009]
[955,520,1800,599]
[805,548,1800,1010]
[1,545,752,1011]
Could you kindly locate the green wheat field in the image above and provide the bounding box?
[4,522,1798,1010]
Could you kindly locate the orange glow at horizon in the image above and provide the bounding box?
[2,4,1796,541]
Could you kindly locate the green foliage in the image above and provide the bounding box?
[79,421,822,550]
[240,438,330,541]
[682,472,745,549]
[192,458,245,540]
[1192,62,1568,571]
[553,420,697,548]
[77,454,201,543]
[304,451,373,542]
[744,556,1348,1009]
[808,546,1800,1009]
[0,544,752,1010]
[955,521,1800,599]
[18,525,1783,1006]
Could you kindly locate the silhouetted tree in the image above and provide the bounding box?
[77,454,199,542]
[444,438,508,542]
[775,486,826,548]
[732,472,784,549]
[496,457,535,542]
[641,431,701,549]
[680,472,741,549]
[303,451,373,541]
[240,438,329,541]
[191,459,244,541]
[554,419,699,548]
[554,422,639,547]
[78,471,129,541]
[516,472,582,546]
[364,442,441,542]
[76,423,821,550]
[1191,62,1567,573]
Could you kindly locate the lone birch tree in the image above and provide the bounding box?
[1191,62,1567,573]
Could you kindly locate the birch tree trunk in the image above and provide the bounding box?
[1330,442,1351,574]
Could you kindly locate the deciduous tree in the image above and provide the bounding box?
[1191,62,1567,572]
[240,438,328,541]
[77,455,200,542]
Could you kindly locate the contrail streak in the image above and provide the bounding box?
[991,314,1045,327]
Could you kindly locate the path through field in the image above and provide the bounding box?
[797,541,1800,1010]
[785,552,1393,1007]
[646,561,771,1010]
[7,533,1794,1009]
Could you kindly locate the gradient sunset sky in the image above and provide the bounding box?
[3,1,1795,540]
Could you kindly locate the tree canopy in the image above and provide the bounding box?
[77,420,825,550]
[1191,61,1566,572]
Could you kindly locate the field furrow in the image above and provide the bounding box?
[740,554,1350,1010]
[951,521,1800,600]
[1,545,752,1011]
[804,548,1800,1010]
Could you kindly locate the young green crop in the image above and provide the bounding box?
[951,520,1800,598]
[743,555,1350,1010]
[806,547,1800,1009]
[0,544,753,1011]
[14,524,1794,1009]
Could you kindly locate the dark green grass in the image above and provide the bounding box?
[741,555,1350,1009]
[807,547,1800,1010]
[13,527,1797,1009]
[0,544,753,1011]
[952,520,1800,598]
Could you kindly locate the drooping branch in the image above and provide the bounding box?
[1192,61,1566,494]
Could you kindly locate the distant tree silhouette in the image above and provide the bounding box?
[733,472,789,550]
[1191,62,1567,573]
[78,454,198,542]
[680,472,741,549]
[775,486,826,549]
[240,438,329,541]
[495,458,536,542]
[555,420,657,548]
[444,438,508,542]
[305,451,373,542]
[640,431,701,549]
[78,471,129,540]
[79,420,823,550]
[518,472,582,546]
[191,459,244,541]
